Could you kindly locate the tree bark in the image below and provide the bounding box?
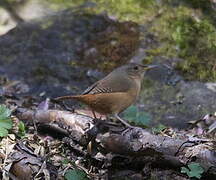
[16,108,216,178]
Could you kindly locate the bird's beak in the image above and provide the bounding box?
[142,64,158,70]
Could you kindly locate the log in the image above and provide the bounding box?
[16,108,216,178]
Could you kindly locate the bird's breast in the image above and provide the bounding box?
[73,92,137,115]
[128,77,141,100]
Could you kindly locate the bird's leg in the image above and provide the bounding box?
[91,110,101,125]
[92,110,97,119]
[114,114,134,128]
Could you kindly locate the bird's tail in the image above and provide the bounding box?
[54,95,79,101]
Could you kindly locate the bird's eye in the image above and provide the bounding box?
[133,66,139,70]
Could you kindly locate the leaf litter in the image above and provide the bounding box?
[0,78,216,179]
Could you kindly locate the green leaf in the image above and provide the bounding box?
[0,118,13,129]
[0,105,12,137]
[64,169,89,180]
[0,127,9,137]
[0,105,11,121]
[18,121,26,137]
[123,105,151,127]
[181,167,190,173]
[135,111,151,127]
[123,105,137,121]
[152,124,167,134]
[61,158,70,165]
[181,162,204,179]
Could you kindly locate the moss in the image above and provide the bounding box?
[182,0,213,12]
[46,0,85,10]
[169,15,216,81]
[94,0,216,81]
[42,0,216,81]
[41,20,54,29]
[92,0,157,21]
[146,4,216,81]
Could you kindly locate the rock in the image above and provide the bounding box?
[0,10,139,97]
[138,63,216,128]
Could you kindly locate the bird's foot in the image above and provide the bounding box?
[114,114,135,128]
[121,126,143,136]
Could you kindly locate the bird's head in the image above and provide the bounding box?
[121,63,157,79]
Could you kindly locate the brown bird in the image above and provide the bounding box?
[55,63,157,127]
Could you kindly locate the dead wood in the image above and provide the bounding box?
[16,108,216,179]
[6,141,57,180]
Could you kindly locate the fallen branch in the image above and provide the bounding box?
[16,108,216,179]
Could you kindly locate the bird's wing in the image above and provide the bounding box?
[82,75,132,95]
[82,81,100,94]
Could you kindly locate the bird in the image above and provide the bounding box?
[55,63,157,127]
